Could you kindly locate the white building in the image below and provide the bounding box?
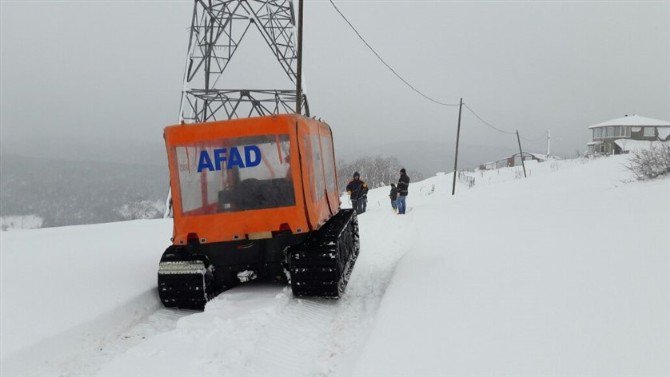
[587,114,670,155]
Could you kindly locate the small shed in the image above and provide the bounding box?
[479,152,546,170]
[587,114,670,155]
[506,152,545,167]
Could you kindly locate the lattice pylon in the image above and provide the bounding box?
[177,0,308,124]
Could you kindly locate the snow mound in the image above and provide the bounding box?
[1,220,172,375]
[353,156,669,376]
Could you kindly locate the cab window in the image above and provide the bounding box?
[174,134,294,215]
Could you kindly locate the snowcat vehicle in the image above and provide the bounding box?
[158,114,360,309]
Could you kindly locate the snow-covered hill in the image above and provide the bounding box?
[1,155,668,377]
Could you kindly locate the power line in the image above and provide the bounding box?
[328,0,459,107]
[328,0,548,145]
[520,134,546,142]
[462,103,516,135]
[463,103,547,143]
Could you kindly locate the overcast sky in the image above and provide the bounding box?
[1,0,669,166]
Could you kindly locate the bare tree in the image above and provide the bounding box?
[627,143,670,180]
[116,200,166,220]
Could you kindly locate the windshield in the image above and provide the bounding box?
[174,134,295,215]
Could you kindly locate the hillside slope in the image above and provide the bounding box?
[354,157,669,376]
[0,155,168,227]
[1,155,668,377]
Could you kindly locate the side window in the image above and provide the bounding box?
[311,134,325,201]
[613,126,630,138]
[643,127,656,137]
[320,132,337,194]
[175,146,204,213]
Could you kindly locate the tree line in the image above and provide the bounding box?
[336,155,424,191]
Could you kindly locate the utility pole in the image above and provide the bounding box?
[296,0,304,114]
[451,98,463,195]
[546,129,551,156]
[516,130,527,178]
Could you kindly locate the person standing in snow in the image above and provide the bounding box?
[389,183,398,213]
[346,172,368,214]
[396,168,410,214]
[360,183,369,213]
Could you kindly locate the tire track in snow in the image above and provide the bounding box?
[233,209,417,377]
[240,209,418,377]
[317,207,420,376]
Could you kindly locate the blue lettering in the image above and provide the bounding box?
[213,148,226,171]
[197,150,214,172]
[244,145,262,167]
[227,147,245,169]
[195,145,261,172]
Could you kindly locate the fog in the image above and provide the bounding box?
[2,0,669,168]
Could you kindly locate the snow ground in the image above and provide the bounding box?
[1,220,175,376]
[1,155,668,376]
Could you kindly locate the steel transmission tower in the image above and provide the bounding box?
[178,0,308,124]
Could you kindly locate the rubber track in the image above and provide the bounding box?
[158,258,213,310]
[288,209,360,298]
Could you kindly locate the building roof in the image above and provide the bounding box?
[526,152,552,161]
[481,151,550,166]
[588,114,670,129]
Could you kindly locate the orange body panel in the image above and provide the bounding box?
[164,114,340,245]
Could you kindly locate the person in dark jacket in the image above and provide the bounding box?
[389,183,398,212]
[346,172,368,214]
[396,168,410,214]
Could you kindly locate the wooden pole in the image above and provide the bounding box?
[516,130,527,178]
[296,0,304,115]
[451,98,463,195]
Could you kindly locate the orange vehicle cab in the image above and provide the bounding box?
[166,114,340,244]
